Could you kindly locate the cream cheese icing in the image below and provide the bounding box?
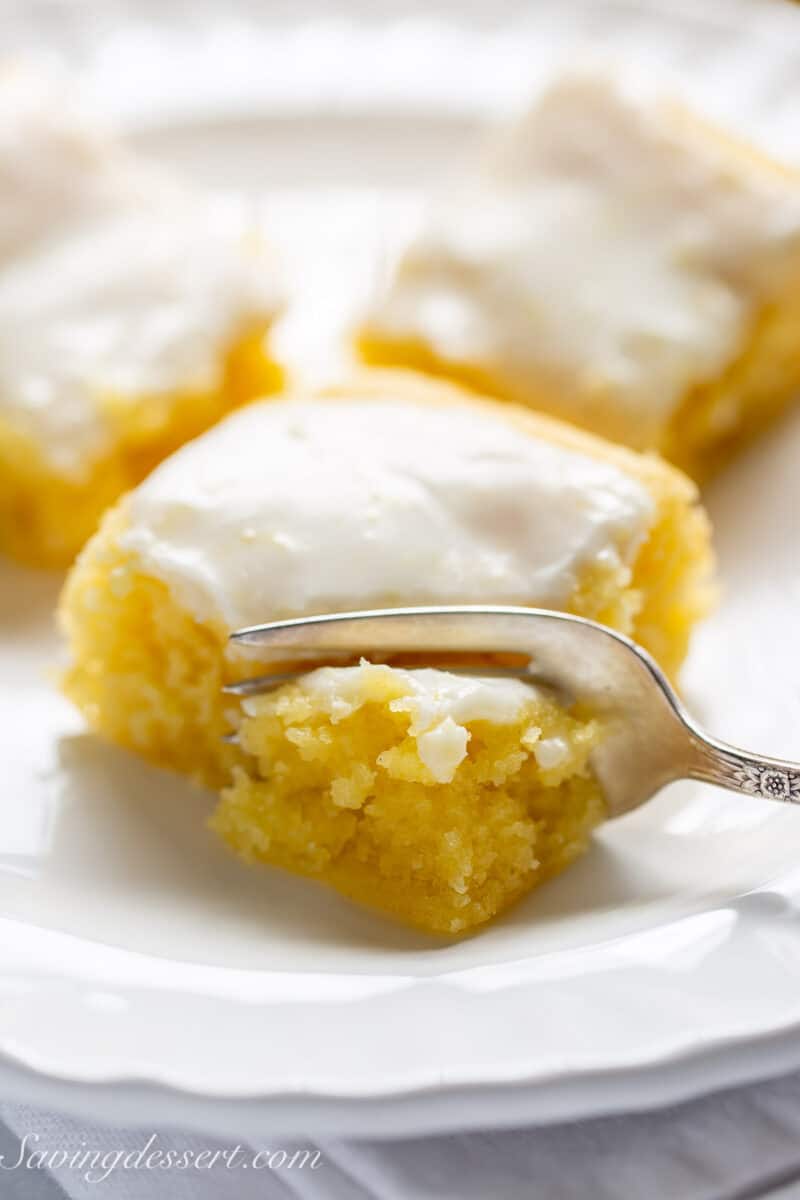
[0,64,279,477]
[121,392,655,631]
[243,661,543,784]
[363,75,800,448]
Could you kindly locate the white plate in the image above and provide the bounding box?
[4,0,800,1139]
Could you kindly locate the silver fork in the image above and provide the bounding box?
[225,605,800,818]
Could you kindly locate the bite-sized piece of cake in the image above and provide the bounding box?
[0,64,283,568]
[358,73,800,479]
[215,663,605,933]
[60,369,713,929]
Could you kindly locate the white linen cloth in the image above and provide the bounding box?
[3,1072,800,1199]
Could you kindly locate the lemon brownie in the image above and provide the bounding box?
[359,74,800,479]
[60,370,713,932]
[0,65,282,568]
[218,663,605,933]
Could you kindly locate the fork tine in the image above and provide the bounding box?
[229,605,551,655]
[223,671,312,696]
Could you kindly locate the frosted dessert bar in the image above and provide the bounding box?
[0,65,282,567]
[60,369,714,932]
[358,74,800,478]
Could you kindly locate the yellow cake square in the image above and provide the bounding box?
[60,369,714,932]
[358,74,800,479]
[0,64,283,568]
[216,662,606,933]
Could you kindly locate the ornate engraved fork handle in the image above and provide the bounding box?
[688,734,800,804]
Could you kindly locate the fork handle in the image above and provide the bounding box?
[688,734,800,804]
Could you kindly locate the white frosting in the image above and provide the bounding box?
[245,661,542,783]
[122,391,654,630]
[364,75,800,448]
[0,64,155,261]
[415,718,470,783]
[531,735,570,770]
[0,65,279,477]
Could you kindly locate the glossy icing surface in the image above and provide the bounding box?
[364,76,800,446]
[0,65,279,475]
[122,391,654,629]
